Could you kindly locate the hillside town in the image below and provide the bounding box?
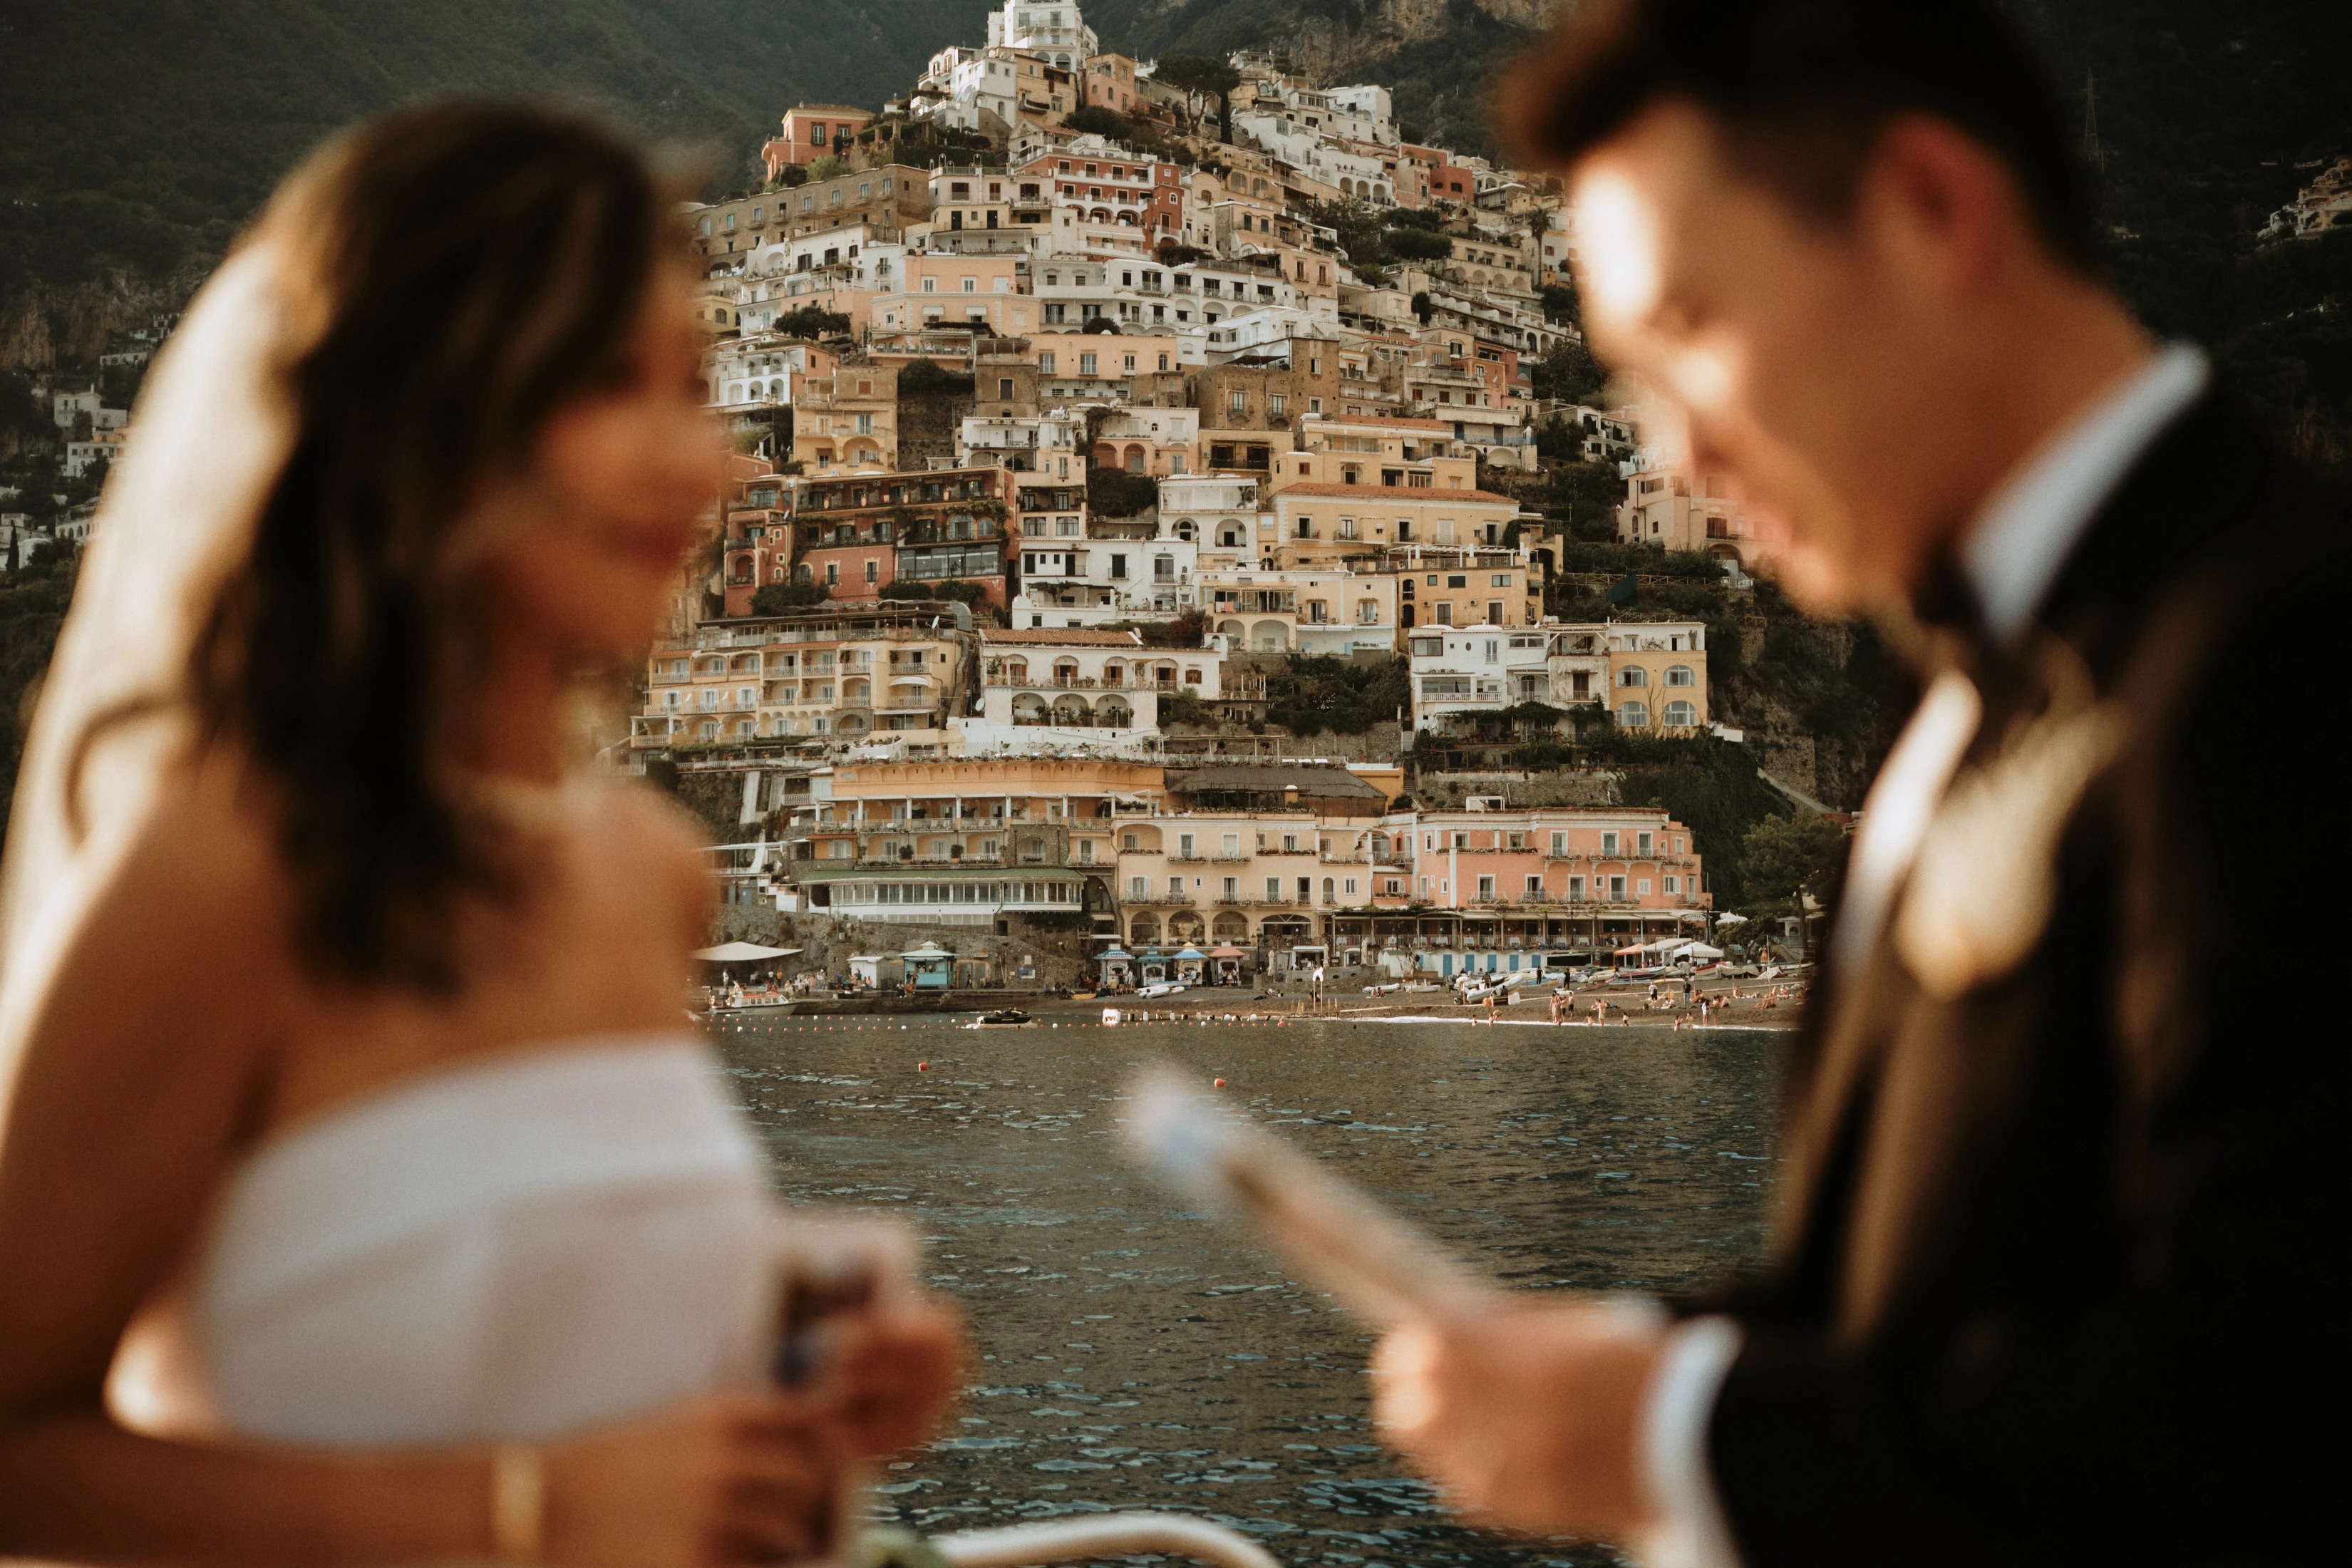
[1,0,1822,986]
[602,0,1782,982]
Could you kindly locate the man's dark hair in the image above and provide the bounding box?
[1500,0,2098,274]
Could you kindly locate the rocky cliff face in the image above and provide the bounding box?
[1251,0,1562,79]
[0,267,198,373]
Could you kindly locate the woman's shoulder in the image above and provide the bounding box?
[559,773,708,870]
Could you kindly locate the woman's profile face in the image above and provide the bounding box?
[492,262,723,656]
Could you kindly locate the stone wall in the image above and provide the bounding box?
[1162,721,1405,763]
[708,904,1103,988]
[1415,770,1619,809]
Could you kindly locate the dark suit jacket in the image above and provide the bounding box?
[1705,395,2352,1567]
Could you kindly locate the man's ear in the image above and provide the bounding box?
[1856,115,2025,306]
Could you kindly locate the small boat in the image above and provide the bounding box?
[969,1008,1036,1028]
[706,989,795,1018]
[1136,981,1188,1000]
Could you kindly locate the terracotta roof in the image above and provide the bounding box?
[787,104,872,118]
[1272,483,1523,505]
[980,626,1145,646]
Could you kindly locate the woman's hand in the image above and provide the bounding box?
[819,1301,967,1459]
[540,1391,846,1568]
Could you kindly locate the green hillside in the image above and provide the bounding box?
[0,0,996,309]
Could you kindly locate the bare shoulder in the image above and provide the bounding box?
[89,755,292,991]
[557,774,712,929]
[564,773,708,872]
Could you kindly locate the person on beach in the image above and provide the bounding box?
[1370,4,2349,1567]
[0,106,959,1567]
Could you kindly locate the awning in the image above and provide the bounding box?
[693,942,804,962]
[1175,947,1207,961]
[1098,947,1133,961]
[1207,944,1245,958]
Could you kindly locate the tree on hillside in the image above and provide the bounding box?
[1065,105,1128,139]
[1383,226,1450,262]
[897,357,974,396]
[1264,654,1410,736]
[1153,56,1239,142]
[1087,465,1158,518]
[1740,811,1848,907]
[1530,338,1606,404]
[774,304,851,341]
[751,582,828,614]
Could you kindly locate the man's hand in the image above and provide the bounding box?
[1371,1301,1666,1542]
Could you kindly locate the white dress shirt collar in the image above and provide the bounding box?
[1960,342,2210,645]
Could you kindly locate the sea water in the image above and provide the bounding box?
[712,1014,1784,1568]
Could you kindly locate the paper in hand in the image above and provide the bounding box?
[1123,1066,1491,1326]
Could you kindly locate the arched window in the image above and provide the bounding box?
[1663,701,1698,728]
[1664,664,1696,687]
[1618,666,1648,688]
[1053,657,1080,686]
[1173,519,1196,542]
[1617,701,1650,728]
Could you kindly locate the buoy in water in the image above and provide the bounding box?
[1213,1077,1226,1088]
[918,1061,929,1071]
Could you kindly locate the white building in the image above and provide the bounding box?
[1012,517,1202,629]
[1408,624,1605,731]
[1159,475,1265,568]
[706,336,830,412]
[985,0,1096,68]
[961,625,1219,755]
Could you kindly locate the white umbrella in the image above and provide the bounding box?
[692,942,803,963]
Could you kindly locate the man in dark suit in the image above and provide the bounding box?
[1370,3,2350,1564]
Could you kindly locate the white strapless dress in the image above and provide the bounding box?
[113,1036,777,1446]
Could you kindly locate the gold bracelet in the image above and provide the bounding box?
[492,1444,545,1564]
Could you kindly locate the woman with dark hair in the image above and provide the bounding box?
[0,104,959,1565]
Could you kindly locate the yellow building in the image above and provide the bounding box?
[1604,621,1710,731]
[793,362,899,473]
[634,602,973,751]
[784,757,1165,927]
[1619,466,1755,569]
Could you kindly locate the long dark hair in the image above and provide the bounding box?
[191,103,681,991]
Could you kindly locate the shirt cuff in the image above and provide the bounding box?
[1635,1314,1745,1568]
